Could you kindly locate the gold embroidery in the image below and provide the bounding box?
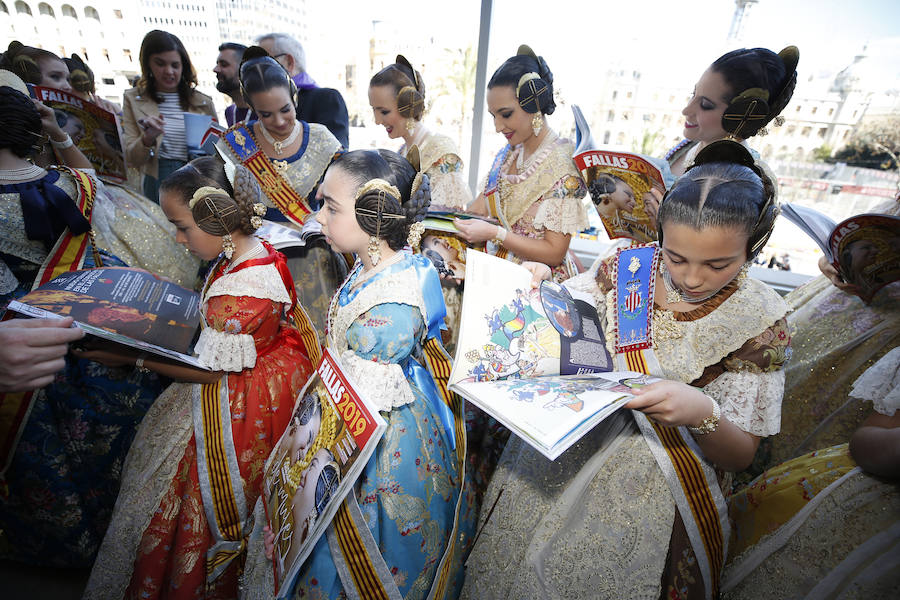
[233,129,246,148]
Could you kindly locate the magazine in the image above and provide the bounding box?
[418,211,494,282]
[449,249,612,387]
[7,267,206,368]
[262,347,386,597]
[781,203,900,302]
[454,370,655,460]
[31,85,127,181]
[571,105,666,243]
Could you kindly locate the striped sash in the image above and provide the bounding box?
[221,123,313,227]
[328,272,468,600]
[612,245,728,600]
[0,167,98,495]
[193,377,249,584]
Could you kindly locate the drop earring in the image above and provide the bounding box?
[367,235,381,266]
[406,118,416,135]
[222,233,235,260]
[531,113,543,136]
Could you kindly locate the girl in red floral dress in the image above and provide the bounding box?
[79,156,317,599]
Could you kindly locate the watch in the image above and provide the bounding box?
[688,395,721,435]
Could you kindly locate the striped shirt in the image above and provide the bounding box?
[157,92,187,161]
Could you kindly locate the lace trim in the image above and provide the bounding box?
[532,193,590,235]
[327,265,427,354]
[428,166,472,210]
[204,262,292,306]
[339,350,416,412]
[651,278,788,383]
[0,259,19,295]
[849,346,900,416]
[194,327,257,371]
[705,370,784,436]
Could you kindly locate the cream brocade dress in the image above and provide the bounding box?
[460,260,789,599]
[756,197,900,470]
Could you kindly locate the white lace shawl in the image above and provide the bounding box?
[197,261,291,372]
[327,263,428,413]
[565,266,787,436]
[850,346,900,416]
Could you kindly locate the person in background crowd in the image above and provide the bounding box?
[122,29,217,202]
[215,42,252,126]
[256,32,350,147]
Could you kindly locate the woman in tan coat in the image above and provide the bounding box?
[122,29,216,202]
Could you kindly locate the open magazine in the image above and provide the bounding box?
[449,250,637,459]
[262,347,386,597]
[572,105,666,243]
[30,85,127,181]
[418,211,494,282]
[781,203,900,302]
[7,267,206,368]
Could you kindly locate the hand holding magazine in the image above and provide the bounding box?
[7,266,207,368]
[572,105,667,243]
[262,348,386,597]
[781,203,900,302]
[450,250,653,459]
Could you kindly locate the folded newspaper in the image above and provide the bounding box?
[572,105,667,244]
[781,203,900,303]
[263,347,386,597]
[449,250,649,459]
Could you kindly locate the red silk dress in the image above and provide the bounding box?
[121,243,314,599]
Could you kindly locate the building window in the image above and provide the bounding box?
[14,1,32,15]
[811,106,818,115]
[123,49,132,62]
[607,110,614,122]
[603,131,611,144]
[818,127,827,138]
[61,4,77,18]
[626,91,633,99]
[38,2,53,16]
[114,8,122,18]
[801,126,812,136]
[612,90,618,100]
[85,6,99,20]
[795,105,801,112]
[827,107,834,116]
[616,132,626,145]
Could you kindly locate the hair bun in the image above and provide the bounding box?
[241,45,271,65]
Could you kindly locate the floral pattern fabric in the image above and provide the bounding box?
[83,252,314,600]
[290,255,468,600]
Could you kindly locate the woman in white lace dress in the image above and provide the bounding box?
[461,141,791,599]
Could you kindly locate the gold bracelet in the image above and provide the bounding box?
[492,225,508,246]
[134,356,151,375]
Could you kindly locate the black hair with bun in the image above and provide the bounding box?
[488,44,556,115]
[0,86,42,158]
[159,155,264,236]
[331,149,431,251]
[239,46,297,107]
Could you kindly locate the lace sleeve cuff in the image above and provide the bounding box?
[850,346,900,416]
[532,195,590,235]
[428,168,473,210]
[705,370,784,437]
[340,350,415,413]
[194,327,257,372]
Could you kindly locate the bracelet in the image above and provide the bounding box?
[49,134,74,149]
[134,356,151,374]
[492,225,508,246]
[688,395,721,435]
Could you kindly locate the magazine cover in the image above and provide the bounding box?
[32,85,126,181]
[572,105,666,243]
[449,250,612,387]
[418,211,494,282]
[781,203,900,302]
[7,267,204,366]
[453,371,656,460]
[263,347,386,597]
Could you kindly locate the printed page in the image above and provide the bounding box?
[263,348,386,597]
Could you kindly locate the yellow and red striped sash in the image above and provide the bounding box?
[292,303,321,366]
[330,339,466,600]
[0,167,98,494]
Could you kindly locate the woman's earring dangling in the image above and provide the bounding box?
[531,113,543,137]
[736,262,750,287]
[222,234,235,260]
[367,235,381,266]
[406,118,416,135]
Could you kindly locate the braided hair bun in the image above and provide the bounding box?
[0,86,42,158]
[191,164,264,236]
